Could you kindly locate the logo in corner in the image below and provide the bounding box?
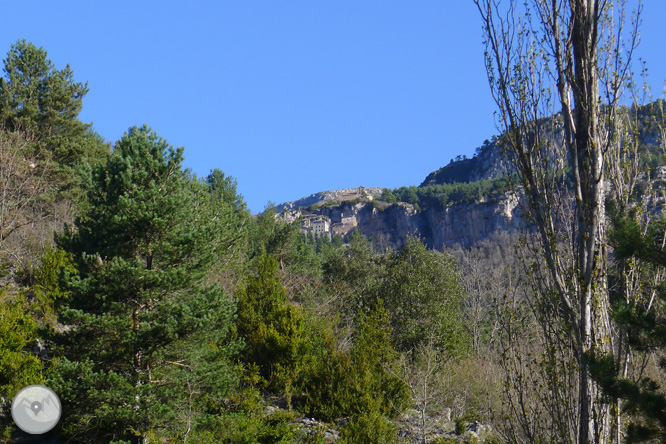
[11,385,61,434]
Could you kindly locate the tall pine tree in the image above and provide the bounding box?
[0,40,104,163]
[49,126,240,443]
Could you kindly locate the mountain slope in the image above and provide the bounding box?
[420,137,511,186]
[275,101,666,249]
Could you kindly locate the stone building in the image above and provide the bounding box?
[311,218,331,239]
[340,213,357,227]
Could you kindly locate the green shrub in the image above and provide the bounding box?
[340,410,397,444]
[236,251,307,400]
[455,417,467,435]
[300,302,408,432]
[212,408,297,443]
[29,246,77,325]
[433,439,458,444]
[381,177,512,211]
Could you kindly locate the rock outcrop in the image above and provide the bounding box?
[275,187,384,214]
[420,137,512,186]
[279,161,666,250]
[279,190,525,250]
[423,191,523,248]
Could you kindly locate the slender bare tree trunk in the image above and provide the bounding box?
[568,3,612,442]
[474,0,640,442]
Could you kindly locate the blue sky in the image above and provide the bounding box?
[3,2,665,213]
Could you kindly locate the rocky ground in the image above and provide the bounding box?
[269,405,495,443]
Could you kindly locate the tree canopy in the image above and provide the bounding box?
[0,39,107,169]
[49,126,240,443]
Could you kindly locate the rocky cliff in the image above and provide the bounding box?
[275,102,666,249]
[279,190,524,250]
[420,137,512,186]
[422,191,523,248]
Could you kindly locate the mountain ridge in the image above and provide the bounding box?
[274,187,384,214]
[274,101,666,249]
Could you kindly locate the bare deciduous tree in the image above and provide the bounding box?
[0,130,51,267]
[391,338,447,444]
[474,1,642,443]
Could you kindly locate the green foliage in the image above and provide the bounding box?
[248,204,300,267]
[433,439,459,444]
[236,251,307,400]
[49,126,240,443]
[285,231,323,277]
[29,246,76,324]
[0,40,108,171]
[0,39,507,443]
[590,213,666,443]
[378,236,469,355]
[203,168,251,291]
[380,176,510,211]
[454,408,481,435]
[590,355,666,444]
[301,301,408,434]
[170,373,299,443]
[0,293,42,397]
[348,302,410,419]
[323,234,469,355]
[0,292,43,439]
[339,409,398,444]
[206,168,247,213]
[455,416,468,435]
[212,407,297,443]
[440,355,500,425]
[322,229,381,320]
[0,39,517,442]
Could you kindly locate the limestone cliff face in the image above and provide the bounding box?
[287,192,524,249]
[421,192,523,248]
[355,202,423,249]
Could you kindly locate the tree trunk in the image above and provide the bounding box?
[568,2,612,442]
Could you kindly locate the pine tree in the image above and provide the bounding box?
[0,40,108,170]
[591,215,666,443]
[302,300,409,443]
[49,126,240,443]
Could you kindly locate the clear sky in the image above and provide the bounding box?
[2,2,664,213]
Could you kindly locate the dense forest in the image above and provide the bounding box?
[2,1,666,443]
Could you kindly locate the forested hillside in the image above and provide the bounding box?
[2,0,666,440]
[0,40,490,443]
